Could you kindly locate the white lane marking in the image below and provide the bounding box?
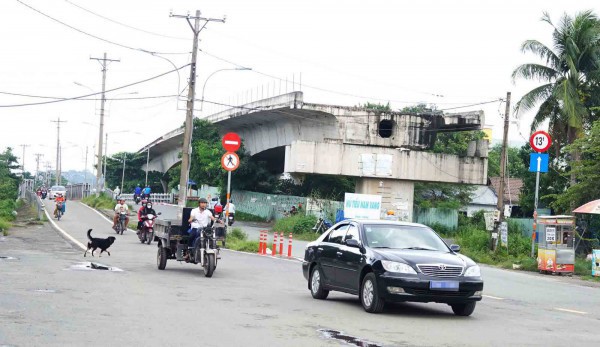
[79,202,137,235]
[554,308,587,315]
[44,208,86,251]
[483,294,505,300]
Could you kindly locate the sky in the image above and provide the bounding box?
[1,0,599,174]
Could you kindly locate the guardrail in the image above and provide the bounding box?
[118,193,174,204]
[24,190,45,220]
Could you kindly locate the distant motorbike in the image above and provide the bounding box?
[227,213,235,227]
[312,217,333,234]
[55,201,64,221]
[41,191,47,199]
[115,212,128,235]
[139,213,161,245]
[185,226,218,277]
[134,194,141,205]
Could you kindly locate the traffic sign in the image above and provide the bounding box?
[222,132,241,152]
[529,153,549,173]
[221,152,240,171]
[530,130,552,152]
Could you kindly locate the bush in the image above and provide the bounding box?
[273,214,319,241]
[427,222,455,237]
[226,238,260,252]
[229,227,247,241]
[0,217,11,236]
[82,193,119,210]
[0,199,16,220]
[235,211,267,222]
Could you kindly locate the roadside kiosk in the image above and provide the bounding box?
[537,215,575,275]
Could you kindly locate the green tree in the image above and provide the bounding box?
[0,147,20,201]
[513,11,600,186]
[487,144,528,178]
[414,182,474,209]
[550,120,600,211]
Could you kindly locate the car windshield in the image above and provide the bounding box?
[51,186,66,191]
[363,224,449,251]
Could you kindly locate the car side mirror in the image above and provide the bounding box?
[450,244,460,253]
[345,239,360,248]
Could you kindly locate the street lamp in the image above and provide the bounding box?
[200,68,252,111]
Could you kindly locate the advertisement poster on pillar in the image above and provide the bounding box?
[344,193,382,220]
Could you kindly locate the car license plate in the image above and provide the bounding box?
[430,281,459,291]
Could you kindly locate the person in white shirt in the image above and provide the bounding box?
[112,198,129,230]
[113,186,121,199]
[185,198,215,259]
[225,200,236,225]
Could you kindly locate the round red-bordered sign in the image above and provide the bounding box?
[222,132,241,152]
[529,130,552,152]
[221,152,240,171]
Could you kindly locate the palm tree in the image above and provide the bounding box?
[513,11,600,192]
[513,10,600,143]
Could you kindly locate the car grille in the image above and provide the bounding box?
[407,289,472,297]
[417,264,463,278]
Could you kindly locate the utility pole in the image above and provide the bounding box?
[171,10,225,211]
[492,92,511,251]
[103,133,108,181]
[18,144,30,173]
[34,153,43,183]
[145,147,150,187]
[90,52,120,195]
[121,153,126,193]
[50,117,67,185]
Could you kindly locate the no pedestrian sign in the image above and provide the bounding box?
[221,152,240,171]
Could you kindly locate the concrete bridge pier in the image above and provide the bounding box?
[355,178,414,222]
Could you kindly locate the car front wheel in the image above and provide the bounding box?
[451,302,476,316]
[361,273,385,313]
[310,266,329,299]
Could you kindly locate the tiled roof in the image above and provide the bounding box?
[489,177,523,205]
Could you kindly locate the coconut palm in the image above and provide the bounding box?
[513,10,600,144]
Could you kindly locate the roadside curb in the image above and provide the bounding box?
[222,248,304,263]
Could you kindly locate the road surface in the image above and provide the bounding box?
[0,199,599,346]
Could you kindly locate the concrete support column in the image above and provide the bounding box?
[355,178,414,222]
[160,178,168,194]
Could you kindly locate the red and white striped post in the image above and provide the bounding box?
[258,230,263,254]
[273,232,278,256]
[279,232,283,257]
[287,232,293,258]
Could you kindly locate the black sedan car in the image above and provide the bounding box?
[302,219,483,315]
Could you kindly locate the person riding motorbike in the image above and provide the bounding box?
[137,201,157,232]
[112,198,130,230]
[134,184,142,201]
[54,193,66,218]
[225,200,236,225]
[184,198,215,261]
[141,185,151,200]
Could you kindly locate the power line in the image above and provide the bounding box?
[0,91,180,101]
[0,64,190,108]
[63,0,189,41]
[199,49,502,107]
[16,0,189,55]
[438,99,504,111]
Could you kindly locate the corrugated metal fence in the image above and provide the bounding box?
[413,208,458,230]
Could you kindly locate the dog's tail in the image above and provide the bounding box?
[87,229,93,240]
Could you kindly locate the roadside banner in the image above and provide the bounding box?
[593,250,600,277]
[483,211,495,231]
[344,193,382,220]
[500,222,508,247]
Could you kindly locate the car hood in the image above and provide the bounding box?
[372,249,469,267]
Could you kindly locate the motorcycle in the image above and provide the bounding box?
[312,217,333,234]
[139,213,161,245]
[213,214,227,248]
[115,212,128,235]
[184,225,218,277]
[55,201,64,221]
[134,194,141,205]
[41,191,47,199]
[227,213,235,227]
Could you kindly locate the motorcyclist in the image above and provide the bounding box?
[137,201,157,232]
[225,200,236,225]
[113,186,121,199]
[184,198,215,261]
[142,185,151,200]
[133,184,142,201]
[54,193,65,218]
[112,197,130,230]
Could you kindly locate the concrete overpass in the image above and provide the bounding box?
[140,92,488,220]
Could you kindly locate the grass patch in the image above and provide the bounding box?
[235,211,268,222]
[82,193,120,210]
[273,214,320,241]
[225,227,260,252]
[0,218,10,236]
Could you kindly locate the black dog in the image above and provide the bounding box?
[84,229,116,257]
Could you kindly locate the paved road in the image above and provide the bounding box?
[1,200,599,346]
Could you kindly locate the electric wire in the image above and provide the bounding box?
[0,64,190,107]
[15,0,189,55]
[63,0,188,41]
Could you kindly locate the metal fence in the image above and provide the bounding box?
[119,193,174,204]
[66,183,92,200]
[413,207,458,230]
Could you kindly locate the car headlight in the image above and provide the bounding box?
[381,260,417,274]
[464,265,481,277]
